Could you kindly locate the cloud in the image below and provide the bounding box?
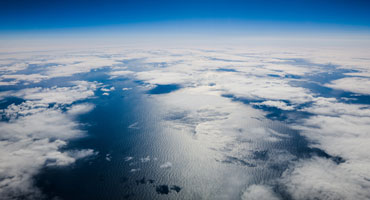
[300,97,370,117]
[251,100,294,111]
[130,168,140,173]
[42,56,120,78]
[283,96,370,200]
[1,81,98,104]
[66,103,95,116]
[0,82,98,199]
[122,47,370,200]
[0,62,28,73]
[0,74,49,85]
[160,162,172,169]
[101,86,115,92]
[105,153,112,162]
[325,77,370,95]
[108,70,134,79]
[281,157,370,200]
[241,184,280,200]
[1,44,370,199]
[0,105,97,199]
[0,52,123,86]
[295,98,370,164]
[154,86,292,170]
[124,156,133,161]
[128,122,139,129]
[140,156,150,163]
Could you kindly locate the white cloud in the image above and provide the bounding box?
[128,122,139,129]
[130,168,140,173]
[284,96,370,200]
[1,44,370,199]
[160,162,172,169]
[101,86,115,92]
[123,47,370,200]
[1,81,98,105]
[0,80,18,86]
[140,156,150,163]
[66,103,95,116]
[0,104,97,199]
[281,157,370,200]
[251,100,295,110]
[44,56,120,78]
[105,153,112,162]
[295,98,370,164]
[0,62,28,73]
[325,77,370,95]
[154,86,289,167]
[109,70,134,79]
[301,97,370,117]
[0,81,98,199]
[0,74,49,85]
[124,156,133,161]
[241,184,280,200]
[0,52,122,86]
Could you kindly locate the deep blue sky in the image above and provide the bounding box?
[1,0,370,34]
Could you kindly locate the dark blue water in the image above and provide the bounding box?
[148,84,181,95]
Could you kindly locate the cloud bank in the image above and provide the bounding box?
[0,81,97,199]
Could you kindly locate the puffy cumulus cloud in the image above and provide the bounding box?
[281,157,370,200]
[241,184,280,200]
[0,82,98,199]
[325,77,370,95]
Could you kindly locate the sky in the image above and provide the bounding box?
[1,0,370,39]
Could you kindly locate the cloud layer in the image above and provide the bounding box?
[1,44,370,199]
[0,81,97,199]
